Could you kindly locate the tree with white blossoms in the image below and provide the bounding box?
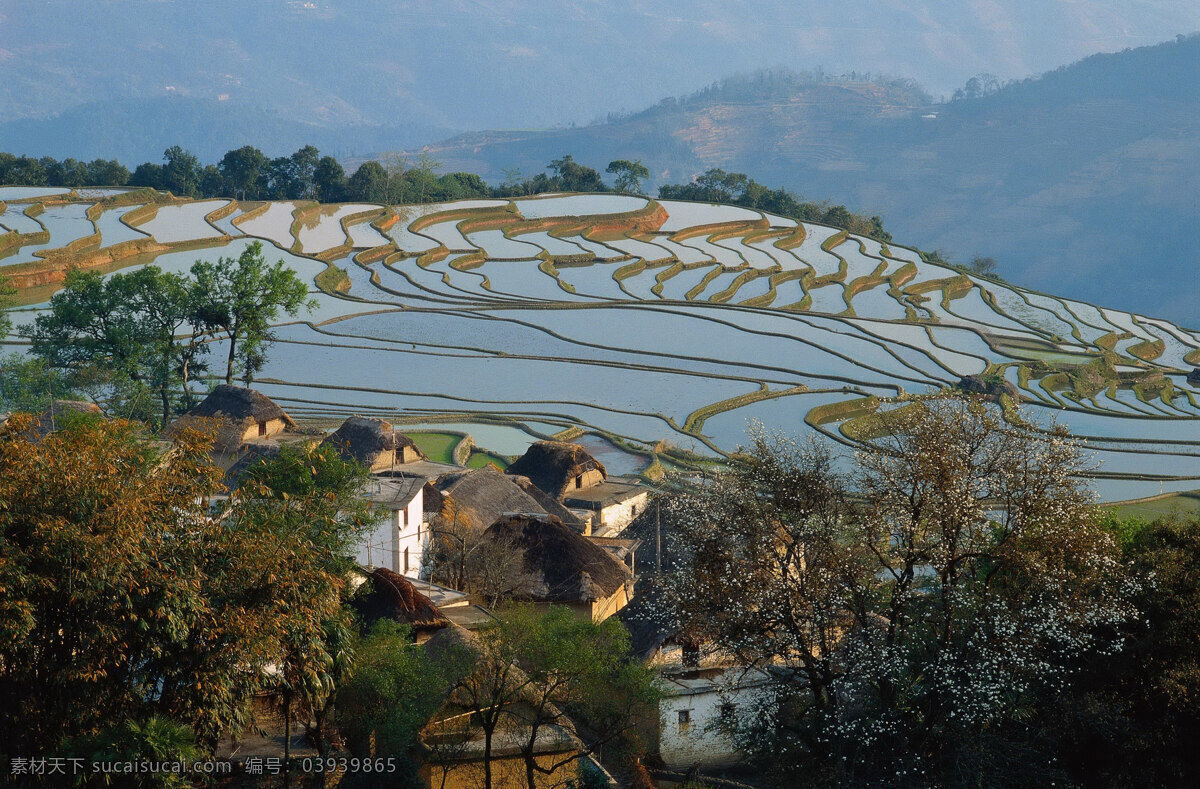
[656,397,1138,786]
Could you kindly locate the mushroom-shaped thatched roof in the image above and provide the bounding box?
[35,400,103,437]
[223,443,283,491]
[186,385,293,424]
[165,385,294,451]
[434,467,553,530]
[482,513,631,604]
[506,441,607,499]
[351,567,450,633]
[321,416,425,471]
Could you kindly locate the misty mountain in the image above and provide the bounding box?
[1,0,1196,134]
[422,36,1200,325]
[0,97,446,164]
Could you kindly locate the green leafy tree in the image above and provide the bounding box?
[313,155,347,203]
[606,159,650,194]
[547,155,607,192]
[238,441,372,759]
[219,145,268,200]
[27,266,206,427]
[128,162,163,190]
[0,354,79,413]
[435,171,490,201]
[1032,516,1200,785]
[198,164,225,198]
[408,151,441,203]
[431,606,659,789]
[0,153,47,185]
[161,145,202,197]
[337,620,446,777]
[264,156,297,199]
[0,273,13,340]
[346,161,389,204]
[498,606,660,789]
[85,158,131,186]
[290,144,322,199]
[190,240,314,386]
[64,717,204,789]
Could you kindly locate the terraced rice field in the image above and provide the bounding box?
[4,190,1200,501]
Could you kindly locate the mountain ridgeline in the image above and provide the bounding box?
[421,36,1200,325]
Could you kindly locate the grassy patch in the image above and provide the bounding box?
[315,263,351,294]
[806,396,880,427]
[467,450,509,470]
[1109,490,1200,520]
[1128,338,1166,362]
[406,431,462,464]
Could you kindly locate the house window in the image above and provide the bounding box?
[257,421,267,437]
[403,547,410,574]
[575,474,583,489]
[402,508,409,527]
[682,641,700,668]
[719,702,737,726]
[677,709,691,732]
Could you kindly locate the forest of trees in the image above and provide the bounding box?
[658,167,892,242]
[0,147,896,242]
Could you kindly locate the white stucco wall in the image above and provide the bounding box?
[356,488,426,575]
[599,490,649,532]
[657,674,769,770]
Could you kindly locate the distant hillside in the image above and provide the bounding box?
[421,37,1200,324]
[0,97,448,164]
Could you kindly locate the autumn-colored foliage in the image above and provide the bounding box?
[0,415,366,755]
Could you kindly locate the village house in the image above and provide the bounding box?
[480,512,633,621]
[165,385,297,464]
[563,480,649,535]
[506,440,607,498]
[652,666,773,772]
[507,440,648,534]
[430,466,583,531]
[618,590,771,771]
[401,577,499,632]
[419,624,591,789]
[359,476,427,577]
[320,415,426,471]
[349,566,451,644]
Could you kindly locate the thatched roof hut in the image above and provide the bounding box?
[506,441,607,500]
[351,567,450,638]
[165,385,295,452]
[34,400,103,437]
[223,443,283,491]
[482,513,631,605]
[321,416,425,471]
[434,467,557,530]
